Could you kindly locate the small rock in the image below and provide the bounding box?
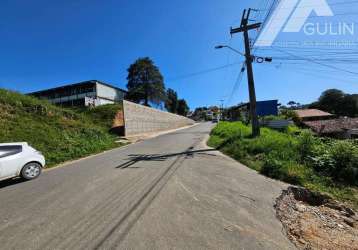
[344,207,355,216]
[326,202,343,211]
[344,218,356,228]
[298,238,306,244]
[296,204,306,212]
[337,224,344,229]
[340,211,350,217]
[332,213,340,219]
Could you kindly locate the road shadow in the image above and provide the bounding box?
[116,148,218,169]
[0,177,27,189]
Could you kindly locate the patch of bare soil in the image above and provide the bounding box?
[275,187,358,250]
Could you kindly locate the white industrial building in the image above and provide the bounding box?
[29,80,127,107]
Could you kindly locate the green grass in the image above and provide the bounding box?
[208,121,358,208]
[0,89,124,167]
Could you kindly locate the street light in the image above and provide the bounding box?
[215,45,273,64]
[215,45,246,57]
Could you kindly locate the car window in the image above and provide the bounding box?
[0,145,23,158]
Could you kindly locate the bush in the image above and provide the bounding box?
[330,141,358,184]
[210,122,358,187]
[296,130,316,162]
[83,104,122,129]
[308,140,358,185]
[280,109,298,120]
[261,115,286,121]
[261,153,304,185]
[286,125,301,135]
[209,121,358,207]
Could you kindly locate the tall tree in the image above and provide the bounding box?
[310,89,358,117]
[126,57,166,106]
[287,101,297,108]
[165,88,178,113]
[177,99,189,116]
[318,89,345,115]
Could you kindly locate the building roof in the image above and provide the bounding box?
[294,109,333,118]
[303,118,358,134]
[28,80,127,95]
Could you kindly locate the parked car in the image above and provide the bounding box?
[0,142,45,181]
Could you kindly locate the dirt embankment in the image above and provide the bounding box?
[276,187,358,250]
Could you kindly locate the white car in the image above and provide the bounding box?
[0,142,45,181]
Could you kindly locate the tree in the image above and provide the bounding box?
[177,99,189,116]
[317,89,345,115]
[192,107,208,121]
[341,94,358,117]
[126,57,166,106]
[287,101,297,108]
[165,88,178,113]
[310,89,358,117]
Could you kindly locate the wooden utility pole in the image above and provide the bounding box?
[219,99,224,121]
[231,9,261,137]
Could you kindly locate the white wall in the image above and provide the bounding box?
[97,98,115,106]
[96,82,125,102]
[123,100,195,136]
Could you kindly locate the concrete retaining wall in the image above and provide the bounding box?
[122,100,194,136]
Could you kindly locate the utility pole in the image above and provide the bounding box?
[230,8,261,137]
[219,99,224,121]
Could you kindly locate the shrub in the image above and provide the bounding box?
[261,115,286,121]
[308,140,358,185]
[296,130,316,162]
[209,121,358,207]
[261,153,303,185]
[330,141,358,185]
[280,109,298,120]
[83,104,122,129]
[286,125,301,135]
[244,128,297,160]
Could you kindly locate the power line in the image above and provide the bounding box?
[263,11,358,23]
[253,0,279,49]
[267,64,358,84]
[227,63,246,105]
[269,56,358,62]
[166,62,243,82]
[253,40,358,47]
[258,47,358,51]
[261,21,358,30]
[271,46,358,75]
[258,0,358,11]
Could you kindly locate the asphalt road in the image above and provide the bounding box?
[0,122,295,250]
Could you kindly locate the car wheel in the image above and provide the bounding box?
[21,162,42,180]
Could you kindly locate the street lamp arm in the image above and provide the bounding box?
[215,45,273,63]
[215,45,245,57]
[225,46,246,57]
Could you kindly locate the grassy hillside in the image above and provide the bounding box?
[208,122,358,208]
[0,89,123,167]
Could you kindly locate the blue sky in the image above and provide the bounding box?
[0,0,357,109]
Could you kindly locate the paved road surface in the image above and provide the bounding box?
[0,123,295,249]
